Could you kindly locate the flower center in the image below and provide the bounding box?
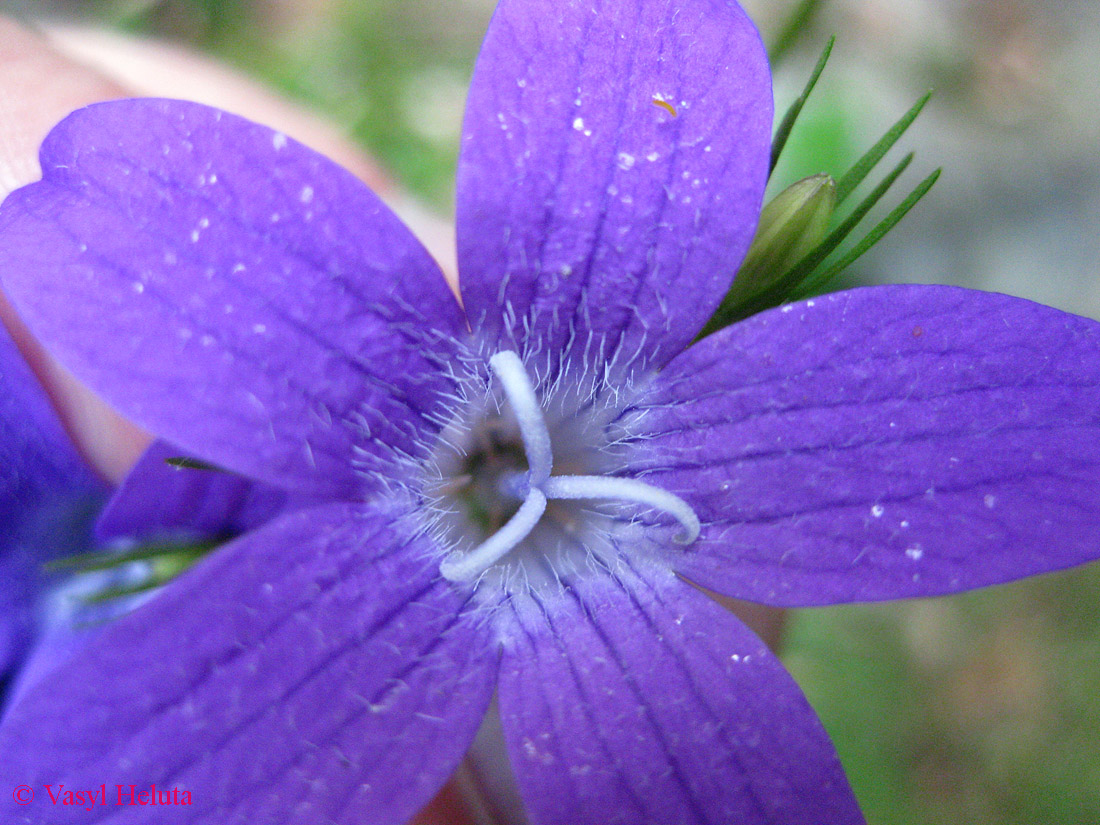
[434,350,699,584]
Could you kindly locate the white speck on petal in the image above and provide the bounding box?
[905,545,924,561]
[190,230,200,242]
[871,504,884,518]
[253,323,267,334]
[131,282,144,294]
[572,117,585,131]
[300,186,314,204]
[900,520,910,528]
[559,264,573,278]
[272,132,288,150]
[984,494,997,508]
[647,151,660,162]
[617,152,635,170]
[521,737,554,765]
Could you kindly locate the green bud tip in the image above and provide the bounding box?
[740,174,836,288]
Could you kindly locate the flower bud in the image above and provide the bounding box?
[731,173,836,300]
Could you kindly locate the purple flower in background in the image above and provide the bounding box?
[0,322,103,686]
[2,0,1100,824]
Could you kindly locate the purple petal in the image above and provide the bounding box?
[0,99,465,499]
[496,563,863,825]
[456,0,771,366]
[629,285,1100,605]
[0,323,101,675]
[3,569,144,715]
[1,501,497,825]
[96,439,319,542]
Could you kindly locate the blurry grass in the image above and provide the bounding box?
[110,0,484,208]
[784,562,1100,824]
[50,1,1100,822]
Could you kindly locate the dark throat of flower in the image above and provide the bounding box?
[438,350,700,583]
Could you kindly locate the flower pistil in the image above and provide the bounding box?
[438,350,700,583]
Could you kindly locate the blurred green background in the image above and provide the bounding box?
[5,0,1099,822]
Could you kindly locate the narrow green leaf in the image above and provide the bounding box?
[45,540,218,573]
[769,0,829,68]
[834,92,931,204]
[796,168,941,296]
[165,456,225,472]
[76,547,211,605]
[770,35,836,175]
[80,577,172,605]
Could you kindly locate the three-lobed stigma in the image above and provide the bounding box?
[438,350,700,582]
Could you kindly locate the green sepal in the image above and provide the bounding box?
[47,538,219,606]
[45,538,219,574]
[792,167,942,299]
[165,456,227,472]
[78,545,210,605]
[783,151,915,287]
[700,78,939,336]
[835,91,931,205]
[703,153,916,333]
[770,36,836,176]
[769,0,830,68]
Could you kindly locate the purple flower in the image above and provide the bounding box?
[0,321,103,684]
[1,0,1099,823]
